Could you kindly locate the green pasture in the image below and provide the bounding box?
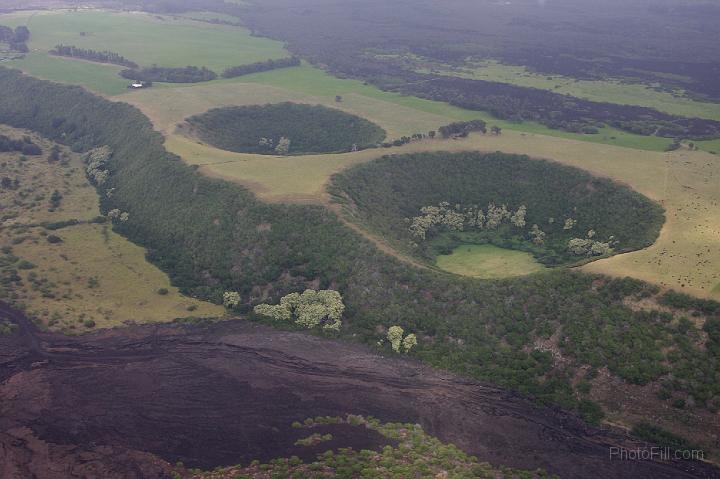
[435,244,546,278]
[0,9,287,94]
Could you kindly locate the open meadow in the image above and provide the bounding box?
[0,126,223,332]
[436,244,546,278]
[0,9,289,95]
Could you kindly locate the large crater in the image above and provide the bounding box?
[184,102,386,155]
[330,151,664,277]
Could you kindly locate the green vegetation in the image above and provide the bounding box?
[412,58,720,122]
[330,152,664,267]
[181,415,554,479]
[253,289,344,331]
[0,10,288,94]
[238,64,675,152]
[0,125,223,332]
[436,244,545,278]
[121,65,216,83]
[50,44,137,68]
[1,10,288,70]
[186,103,386,154]
[2,68,719,445]
[222,56,300,79]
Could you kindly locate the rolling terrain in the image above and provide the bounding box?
[0,2,719,477]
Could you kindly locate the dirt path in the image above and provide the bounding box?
[325,200,430,270]
[1,302,718,479]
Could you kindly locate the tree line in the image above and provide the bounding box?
[0,25,30,53]
[50,44,138,68]
[120,65,217,83]
[221,56,300,78]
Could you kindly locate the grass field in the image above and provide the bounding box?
[0,127,224,332]
[0,9,288,95]
[163,130,720,299]
[412,57,720,122]
[435,244,545,278]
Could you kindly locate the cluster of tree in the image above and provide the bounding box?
[386,325,417,353]
[221,56,300,78]
[3,68,718,430]
[408,201,618,258]
[186,103,386,155]
[331,151,661,266]
[567,230,616,257]
[119,65,217,83]
[438,119,487,138]
[408,202,527,240]
[0,134,41,155]
[50,44,138,68]
[107,208,130,222]
[253,289,344,331]
[0,25,29,53]
[84,146,112,186]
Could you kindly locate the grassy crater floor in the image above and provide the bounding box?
[436,244,546,279]
[185,102,387,155]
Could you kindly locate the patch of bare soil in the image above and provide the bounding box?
[0,302,718,479]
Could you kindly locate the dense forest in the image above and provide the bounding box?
[0,133,41,155]
[0,24,29,53]
[0,67,719,437]
[120,65,216,83]
[329,152,664,266]
[221,56,300,78]
[50,44,138,68]
[186,103,386,154]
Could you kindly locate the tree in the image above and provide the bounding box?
[530,224,546,245]
[387,326,418,353]
[13,26,30,43]
[254,289,344,331]
[428,130,436,139]
[510,205,527,228]
[275,136,291,154]
[402,334,417,353]
[387,326,404,352]
[223,291,241,308]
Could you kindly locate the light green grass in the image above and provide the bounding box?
[697,138,720,154]
[436,244,545,278]
[0,9,288,95]
[7,52,130,96]
[415,58,720,122]
[1,10,288,69]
